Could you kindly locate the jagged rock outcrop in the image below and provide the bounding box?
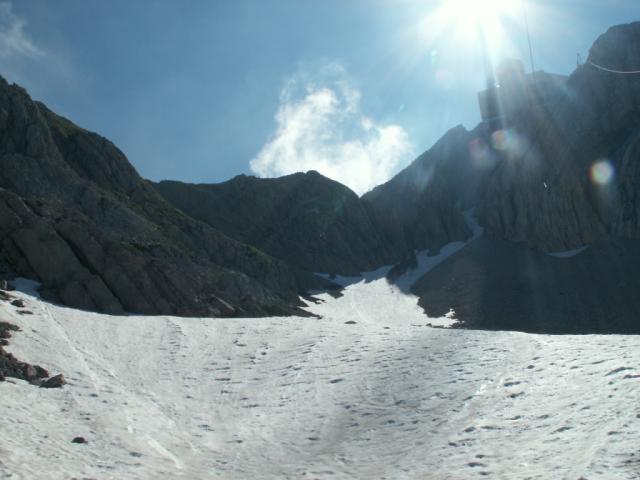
[154,172,397,275]
[0,75,330,317]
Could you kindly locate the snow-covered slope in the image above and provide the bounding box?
[1,278,639,479]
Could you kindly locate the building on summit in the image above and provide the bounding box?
[478,58,568,128]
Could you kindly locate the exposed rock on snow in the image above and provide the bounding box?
[0,319,49,383]
[40,373,66,389]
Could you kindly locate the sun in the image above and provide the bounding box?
[440,0,518,28]
[422,0,521,54]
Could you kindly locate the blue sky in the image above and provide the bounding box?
[0,0,637,193]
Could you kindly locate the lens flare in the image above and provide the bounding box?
[491,129,511,151]
[490,128,526,157]
[469,137,495,168]
[590,160,615,186]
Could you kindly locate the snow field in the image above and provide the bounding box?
[1,277,639,479]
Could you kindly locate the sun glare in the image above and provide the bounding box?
[441,0,518,27]
[422,0,521,54]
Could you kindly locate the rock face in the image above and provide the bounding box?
[0,76,328,317]
[154,172,397,276]
[413,237,640,334]
[409,22,640,332]
[362,125,478,255]
[154,128,484,278]
[475,22,640,252]
[364,22,640,259]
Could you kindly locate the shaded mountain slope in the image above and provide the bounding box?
[475,22,640,252]
[0,76,327,317]
[154,128,485,278]
[366,22,640,257]
[154,172,397,275]
[409,22,640,333]
[413,236,640,334]
[362,125,478,256]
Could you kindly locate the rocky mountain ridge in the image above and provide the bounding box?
[0,76,331,317]
[154,172,399,276]
[1,22,639,333]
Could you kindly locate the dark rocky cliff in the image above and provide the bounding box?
[154,128,482,277]
[0,76,328,317]
[154,172,397,276]
[474,22,640,252]
[361,125,477,256]
[411,21,640,332]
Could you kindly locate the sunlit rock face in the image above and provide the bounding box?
[474,105,606,252]
[578,22,640,240]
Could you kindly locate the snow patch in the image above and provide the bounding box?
[548,246,589,258]
[394,208,483,291]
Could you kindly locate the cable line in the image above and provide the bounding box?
[588,61,640,75]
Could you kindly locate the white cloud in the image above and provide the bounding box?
[0,1,42,58]
[250,63,414,195]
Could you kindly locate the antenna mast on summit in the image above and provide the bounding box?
[522,0,536,80]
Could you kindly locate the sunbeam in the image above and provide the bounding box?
[421,0,522,56]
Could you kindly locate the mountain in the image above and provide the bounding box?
[413,236,640,334]
[368,22,640,254]
[154,172,397,276]
[407,21,640,332]
[1,22,639,333]
[154,128,481,277]
[0,77,331,317]
[361,125,478,256]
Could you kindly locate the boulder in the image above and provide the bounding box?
[40,374,66,389]
[0,321,50,382]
